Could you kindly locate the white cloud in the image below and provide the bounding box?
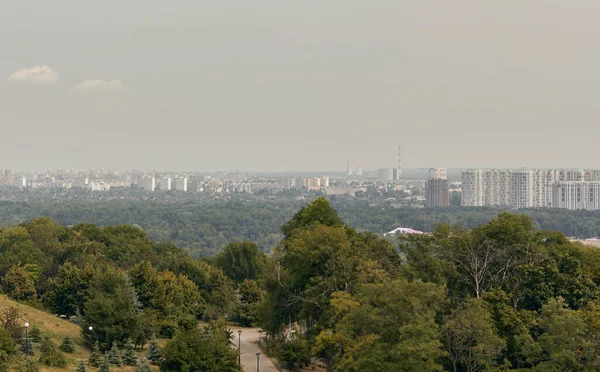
[74,80,125,92]
[8,65,59,85]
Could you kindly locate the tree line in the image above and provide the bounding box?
[3,196,600,258]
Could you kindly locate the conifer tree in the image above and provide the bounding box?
[136,358,152,372]
[122,338,137,366]
[60,336,76,353]
[108,343,123,366]
[76,360,87,372]
[29,326,42,343]
[147,338,161,364]
[88,341,102,367]
[20,335,35,356]
[98,354,111,372]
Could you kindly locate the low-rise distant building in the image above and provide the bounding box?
[383,227,424,237]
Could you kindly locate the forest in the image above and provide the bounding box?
[0,198,599,370]
[2,195,600,257]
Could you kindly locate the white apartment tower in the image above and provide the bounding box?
[160,177,172,191]
[552,182,600,210]
[174,177,188,192]
[461,169,484,206]
[141,177,156,191]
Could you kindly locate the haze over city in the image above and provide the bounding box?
[2,1,600,172]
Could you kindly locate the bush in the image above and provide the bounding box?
[14,356,39,372]
[39,338,67,368]
[60,336,75,353]
[276,338,311,370]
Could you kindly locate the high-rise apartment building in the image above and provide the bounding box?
[462,168,600,209]
[378,168,394,182]
[461,169,484,206]
[552,181,600,210]
[174,177,188,192]
[160,177,172,191]
[426,179,449,207]
[141,177,155,191]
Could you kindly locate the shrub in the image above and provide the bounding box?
[39,339,67,368]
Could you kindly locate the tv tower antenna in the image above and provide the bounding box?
[397,145,402,178]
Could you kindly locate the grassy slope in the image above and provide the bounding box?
[0,295,158,371]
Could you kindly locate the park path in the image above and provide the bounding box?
[233,327,279,372]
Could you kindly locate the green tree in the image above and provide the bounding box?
[136,358,151,372]
[39,338,67,368]
[81,267,140,349]
[0,328,15,372]
[60,336,75,353]
[442,298,505,372]
[328,280,446,372]
[47,263,94,317]
[535,297,593,370]
[281,197,343,238]
[215,242,267,283]
[2,266,37,301]
[98,354,111,372]
[147,338,161,364]
[108,343,123,366]
[0,307,23,340]
[160,326,238,372]
[76,360,87,372]
[234,279,265,327]
[88,341,102,367]
[122,339,137,366]
[20,334,34,356]
[28,326,41,343]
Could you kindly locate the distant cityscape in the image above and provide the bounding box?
[2,145,600,211]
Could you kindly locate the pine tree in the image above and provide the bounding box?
[98,354,111,372]
[76,360,87,372]
[29,326,42,343]
[108,343,123,366]
[122,338,137,366]
[147,338,161,364]
[136,358,152,372]
[20,335,35,356]
[88,341,102,367]
[60,336,76,353]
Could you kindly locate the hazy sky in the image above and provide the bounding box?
[1,1,600,172]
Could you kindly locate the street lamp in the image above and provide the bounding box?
[24,322,29,358]
[256,352,261,372]
[238,330,242,365]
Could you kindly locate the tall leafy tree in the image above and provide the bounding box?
[215,242,267,283]
[442,298,505,372]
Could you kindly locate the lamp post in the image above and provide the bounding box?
[256,352,261,372]
[238,330,242,365]
[24,322,29,358]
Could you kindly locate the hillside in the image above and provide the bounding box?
[0,295,157,371]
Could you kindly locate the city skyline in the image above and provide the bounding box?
[3,1,600,171]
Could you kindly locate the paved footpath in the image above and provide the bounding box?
[232,327,279,372]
